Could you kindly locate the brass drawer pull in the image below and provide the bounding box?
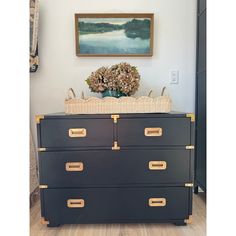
[149,198,166,207]
[144,127,162,136]
[66,162,84,172]
[67,199,85,208]
[149,161,167,170]
[68,128,86,138]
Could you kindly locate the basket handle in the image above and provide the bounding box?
[161,87,166,96]
[81,91,85,99]
[148,90,153,97]
[67,88,76,100]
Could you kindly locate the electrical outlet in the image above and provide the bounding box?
[170,70,179,84]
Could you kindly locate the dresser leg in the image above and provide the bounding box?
[194,185,199,194]
[47,223,61,227]
[174,221,187,226]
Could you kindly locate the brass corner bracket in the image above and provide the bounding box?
[186,113,195,122]
[112,141,120,150]
[40,217,49,225]
[186,145,194,150]
[185,183,194,187]
[38,148,46,152]
[111,114,120,123]
[36,115,44,124]
[184,215,193,224]
[39,185,48,189]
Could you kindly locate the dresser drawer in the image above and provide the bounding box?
[41,187,190,224]
[117,117,191,147]
[39,117,113,149]
[39,150,191,187]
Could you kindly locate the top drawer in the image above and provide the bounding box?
[36,113,193,149]
[117,117,191,147]
[38,117,113,149]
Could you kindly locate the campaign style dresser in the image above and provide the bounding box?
[36,112,195,227]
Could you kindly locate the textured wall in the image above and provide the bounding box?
[30,0,197,144]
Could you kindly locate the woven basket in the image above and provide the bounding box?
[65,88,172,114]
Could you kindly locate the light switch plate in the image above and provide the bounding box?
[170,70,179,84]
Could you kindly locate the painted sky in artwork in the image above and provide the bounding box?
[78,18,150,25]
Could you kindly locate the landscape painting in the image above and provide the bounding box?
[75,14,154,57]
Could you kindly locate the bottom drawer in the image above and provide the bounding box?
[41,187,191,225]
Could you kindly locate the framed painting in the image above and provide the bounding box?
[75,13,154,57]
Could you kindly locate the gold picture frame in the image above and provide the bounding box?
[75,13,154,57]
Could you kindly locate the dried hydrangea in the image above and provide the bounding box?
[85,66,109,92]
[109,62,140,95]
[86,62,140,95]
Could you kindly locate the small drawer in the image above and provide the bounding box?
[41,187,190,224]
[117,117,191,147]
[39,149,191,188]
[38,117,113,149]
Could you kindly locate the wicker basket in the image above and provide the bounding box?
[65,88,172,114]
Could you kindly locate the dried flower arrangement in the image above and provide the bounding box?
[86,62,140,96]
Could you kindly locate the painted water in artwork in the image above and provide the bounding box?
[78,18,151,55]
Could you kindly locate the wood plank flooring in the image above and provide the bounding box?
[30,193,206,236]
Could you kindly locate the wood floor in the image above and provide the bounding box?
[30,193,206,236]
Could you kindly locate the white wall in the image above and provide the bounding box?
[30,0,197,143]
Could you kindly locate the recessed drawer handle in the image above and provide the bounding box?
[149,161,167,170]
[67,199,85,208]
[144,127,162,136]
[149,198,166,207]
[65,162,84,171]
[68,128,86,138]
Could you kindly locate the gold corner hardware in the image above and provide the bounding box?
[39,185,48,189]
[66,162,84,172]
[185,183,194,187]
[149,198,166,207]
[112,141,120,150]
[67,199,85,208]
[36,115,44,124]
[38,148,46,152]
[144,127,163,137]
[186,145,194,150]
[111,114,120,123]
[40,217,49,225]
[184,215,193,224]
[68,128,86,138]
[149,161,167,170]
[186,113,195,122]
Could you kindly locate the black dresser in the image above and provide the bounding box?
[36,112,195,227]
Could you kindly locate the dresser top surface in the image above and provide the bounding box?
[39,112,192,119]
